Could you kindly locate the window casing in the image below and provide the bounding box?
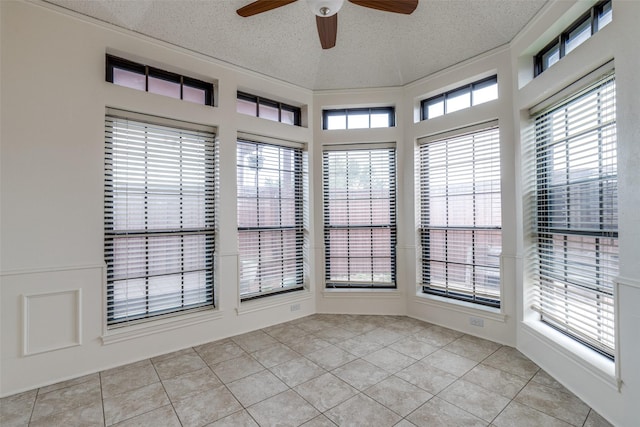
[237,140,306,300]
[323,147,397,288]
[322,107,395,130]
[531,72,617,359]
[419,126,502,307]
[237,92,302,126]
[104,112,216,326]
[534,1,612,76]
[106,55,214,106]
[420,76,498,121]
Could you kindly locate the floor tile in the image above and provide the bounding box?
[295,317,339,333]
[394,420,418,427]
[227,370,289,407]
[312,326,358,344]
[514,381,590,426]
[364,375,433,417]
[161,366,222,401]
[101,359,151,378]
[383,317,430,336]
[196,340,247,366]
[111,404,181,427]
[584,409,614,427]
[269,356,326,387]
[339,317,380,334]
[530,369,566,391]
[482,346,539,380]
[286,335,331,355]
[406,396,486,427]
[172,385,242,427]
[0,389,37,427]
[412,326,460,347]
[325,393,402,427]
[32,377,102,422]
[232,330,278,353]
[262,324,308,343]
[332,358,390,390]
[395,360,458,394]
[422,349,477,376]
[152,351,207,380]
[360,327,404,346]
[247,389,319,427]
[150,347,196,364]
[438,379,510,422]
[363,347,417,374]
[493,401,573,427]
[389,336,439,360]
[444,335,501,362]
[294,372,358,412]
[305,344,358,370]
[206,409,259,427]
[103,382,170,426]
[100,362,159,398]
[251,342,300,368]
[302,414,338,426]
[462,364,528,399]
[29,401,104,427]
[335,335,384,357]
[211,353,264,384]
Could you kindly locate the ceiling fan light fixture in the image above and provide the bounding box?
[307,0,344,17]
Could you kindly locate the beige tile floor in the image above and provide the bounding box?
[0,314,615,427]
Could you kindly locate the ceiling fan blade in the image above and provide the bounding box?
[348,0,418,14]
[316,14,338,49]
[237,0,298,17]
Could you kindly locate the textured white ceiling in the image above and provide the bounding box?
[45,0,547,90]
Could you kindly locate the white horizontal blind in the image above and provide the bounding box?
[237,140,304,300]
[323,148,396,288]
[105,114,216,326]
[419,126,501,307]
[531,72,617,358]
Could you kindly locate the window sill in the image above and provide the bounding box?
[101,309,223,345]
[237,289,311,316]
[413,292,507,323]
[521,319,619,391]
[322,288,402,299]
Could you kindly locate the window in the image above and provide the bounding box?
[534,1,612,76]
[418,125,502,307]
[323,107,395,130]
[104,111,216,326]
[237,92,302,126]
[237,139,306,300]
[323,147,396,288]
[420,76,498,120]
[106,55,214,106]
[531,72,617,358]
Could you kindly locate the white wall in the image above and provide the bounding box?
[1,2,639,425]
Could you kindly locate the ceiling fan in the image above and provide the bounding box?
[237,0,418,49]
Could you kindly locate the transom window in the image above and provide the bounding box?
[322,107,395,130]
[237,92,302,126]
[237,139,306,300]
[534,1,612,76]
[418,125,502,307]
[323,147,397,288]
[104,111,216,326]
[420,76,498,121]
[106,55,214,106]
[531,71,617,358]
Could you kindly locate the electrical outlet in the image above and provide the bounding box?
[290,303,300,312]
[469,317,484,327]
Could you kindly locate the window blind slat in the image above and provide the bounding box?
[105,115,216,327]
[530,72,617,358]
